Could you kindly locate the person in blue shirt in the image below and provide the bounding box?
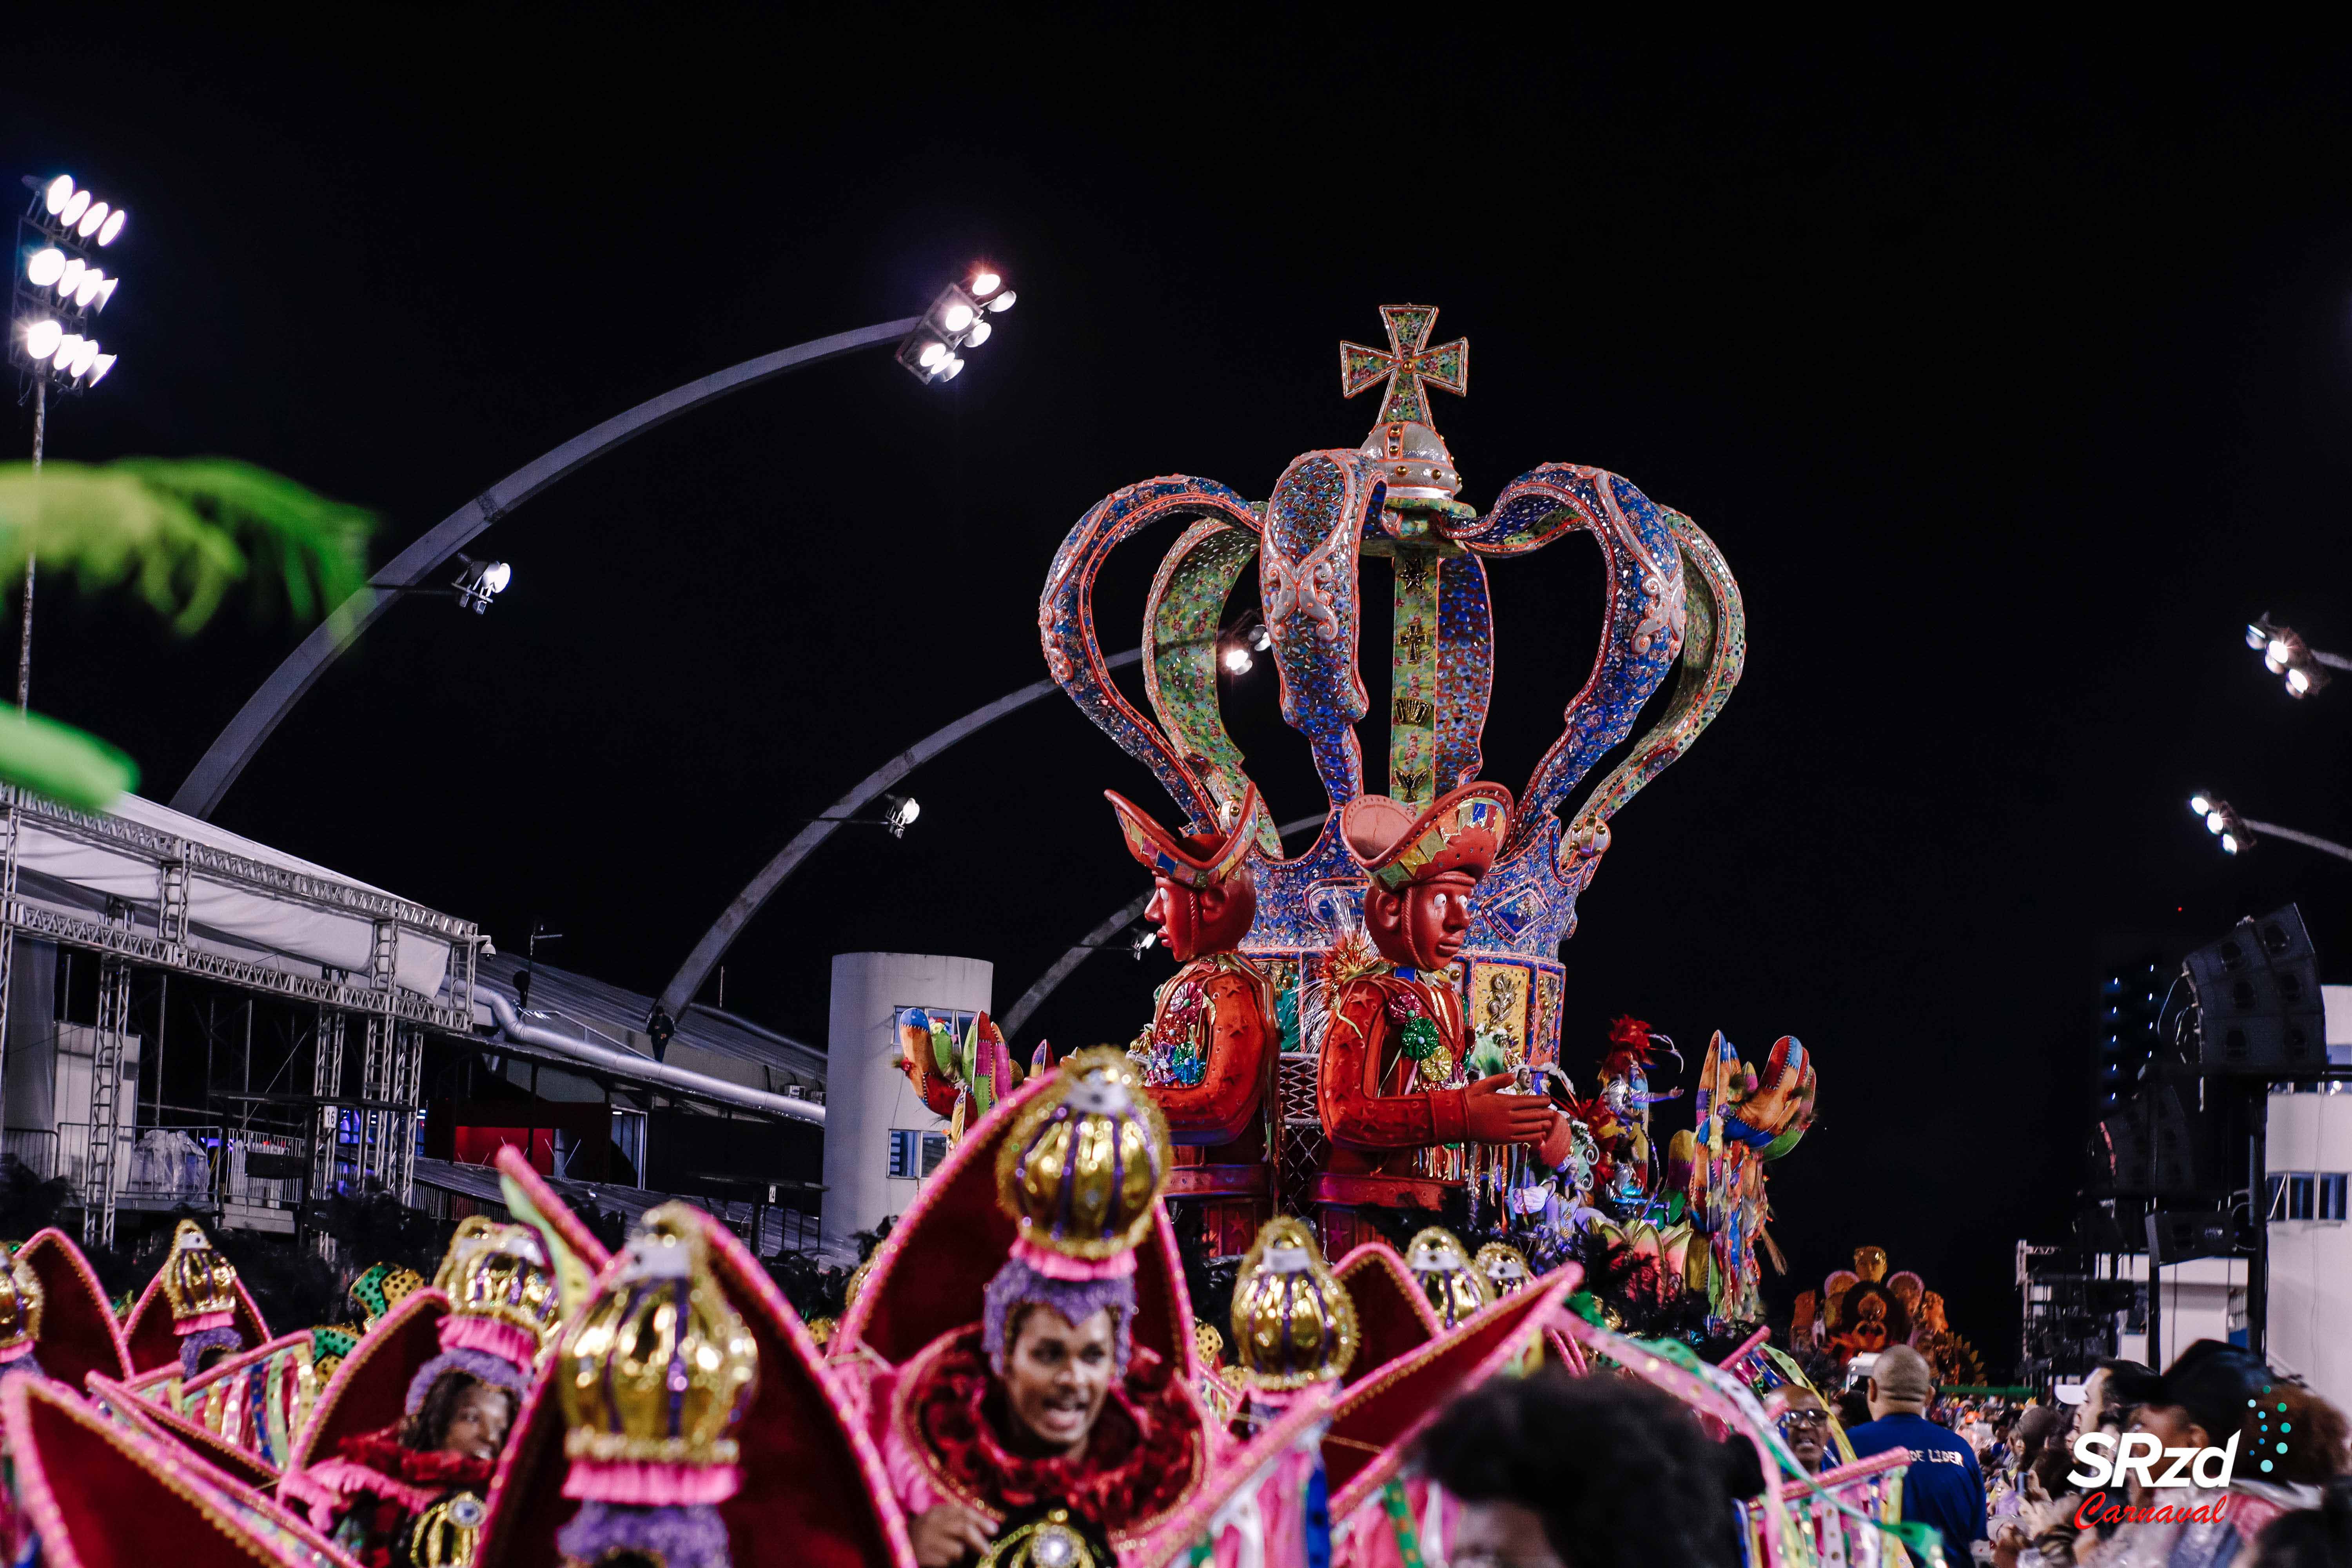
[1847,1344,1987,1565]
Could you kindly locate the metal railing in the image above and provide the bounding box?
[1,1128,56,1180]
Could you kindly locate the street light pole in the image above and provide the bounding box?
[18,378,40,712]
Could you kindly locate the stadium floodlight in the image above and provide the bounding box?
[96,208,124,246]
[58,190,89,228]
[884,794,921,836]
[2245,613,2348,699]
[75,201,107,240]
[985,289,1016,313]
[24,248,62,287]
[86,352,114,385]
[22,319,59,361]
[13,171,131,397]
[896,268,1015,385]
[42,176,72,216]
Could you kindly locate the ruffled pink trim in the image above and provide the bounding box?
[173,1308,236,1335]
[0,1339,34,1364]
[561,1459,742,1505]
[1010,1238,1136,1281]
[881,1424,940,1516]
[283,1457,439,1529]
[441,1314,537,1367]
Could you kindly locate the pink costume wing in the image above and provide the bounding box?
[87,1371,285,1491]
[1322,1267,1580,1520]
[283,1286,448,1472]
[15,1226,131,1390]
[1330,1243,1439,1386]
[1129,1384,1337,1568]
[4,1373,362,1568]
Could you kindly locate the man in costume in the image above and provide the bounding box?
[1109,784,1278,1255]
[1314,782,1571,1250]
[887,1047,1204,1567]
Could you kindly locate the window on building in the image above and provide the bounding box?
[887,1128,947,1181]
[2287,1173,2316,1221]
[2321,1173,2349,1222]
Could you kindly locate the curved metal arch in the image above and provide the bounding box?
[170,316,921,819]
[995,811,1327,1041]
[655,648,1146,1019]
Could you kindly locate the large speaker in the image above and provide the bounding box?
[2185,905,2326,1076]
[2148,1209,2236,1263]
[2090,1085,2202,1194]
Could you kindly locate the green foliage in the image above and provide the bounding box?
[0,708,135,811]
[0,459,371,634]
[0,458,374,812]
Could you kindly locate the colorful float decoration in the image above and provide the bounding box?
[1044,303,1746,1253]
[1795,1246,1984,1387]
[898,1007,1022,1143]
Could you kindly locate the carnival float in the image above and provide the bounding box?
[0,308,1942,1568]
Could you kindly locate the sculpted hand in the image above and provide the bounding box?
[1461,1073,1559,1145]
[1535,1108,1576,1169]
[909,1504,995,1568]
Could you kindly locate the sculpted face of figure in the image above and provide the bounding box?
[1144,868,1256,963]
[1362,871,1477,970]
[1000,1305,1116,1457]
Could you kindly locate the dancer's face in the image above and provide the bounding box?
[1001,1306,1114,1456]
[442,1382,513,1461]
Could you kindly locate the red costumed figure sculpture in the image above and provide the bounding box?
[1312,782,1572,1253]
[1109,783,1278,1256]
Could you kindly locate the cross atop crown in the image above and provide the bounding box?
[1339,304,1468,428]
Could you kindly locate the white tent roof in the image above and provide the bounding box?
[11,791,463,1000]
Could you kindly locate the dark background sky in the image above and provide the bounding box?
[11,22,2352,1366]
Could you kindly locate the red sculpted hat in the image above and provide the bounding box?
[1340,782,1514,892]
[1105,782,1261,889]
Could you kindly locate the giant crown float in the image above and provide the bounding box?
[1040,305,1745,1069]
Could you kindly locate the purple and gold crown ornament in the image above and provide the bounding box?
[1041,303,1744,1070]
[995,1045,1172,1267]
[158,1218,244,1373]
[554,1205,757,1568]
[1228,1217,1357,1393]
[1403,1227,1489,1330]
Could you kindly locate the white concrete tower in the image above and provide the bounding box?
[821,951,992,1261]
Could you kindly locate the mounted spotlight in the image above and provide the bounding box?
[451,554,512,613]
[896,267,1015,385]
[883,793,922,838]
[2189,793,2253,856]
[1221,644,1253,674]
[2246,613,2347,699]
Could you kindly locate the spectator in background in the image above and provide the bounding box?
[1769,1385,1835,1477]
[1417,1367,1743,1568]
[2252,1477,2352,1567]
[1847,1344,1987,1568]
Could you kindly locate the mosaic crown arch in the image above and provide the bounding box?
[1038,304,1744,1067]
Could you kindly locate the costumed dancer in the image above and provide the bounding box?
[1108,783,1279,1256]
[1313,783,1571,1252]
[887,1047,1202,1567]
[285,1222,559,1567]
[0,1244,45,1386]
[124,1218,266,1378]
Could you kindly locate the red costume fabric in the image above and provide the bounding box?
[298,1425,494,1568]
[892,1326,1203,1538]
[1316,968,1474,1204]
[1143,954,1278,1253]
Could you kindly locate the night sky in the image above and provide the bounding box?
[11,25,2352,1365]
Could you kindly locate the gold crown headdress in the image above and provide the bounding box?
[408,1220,563,1413]
[995,1046,1171,1266]
[554,1206,759,1568]
[559,1205,757,1472]
[1403,1227,1489,1329]
[1228,1218,1357,1392]
[1472,1242,1534,1299]
[158,1219,239,1327]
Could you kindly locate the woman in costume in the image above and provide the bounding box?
[286,1221,559,1566]
[887,1047,1203,1567]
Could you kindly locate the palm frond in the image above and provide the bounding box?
[0,458,372,634]
[0,708,138,811]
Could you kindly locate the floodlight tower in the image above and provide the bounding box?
[11,172,129,710]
